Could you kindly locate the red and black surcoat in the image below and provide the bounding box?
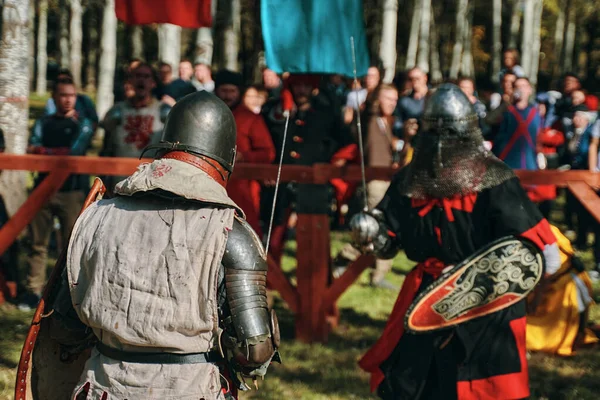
[359,170,555,400]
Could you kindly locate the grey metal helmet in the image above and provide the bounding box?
[420,83,480,136]
[141,91,237,172]
[400,83,514,199]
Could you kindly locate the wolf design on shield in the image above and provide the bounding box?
[406,237,544,333]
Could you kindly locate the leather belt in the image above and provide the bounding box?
[96,342,222,364]
[162,151,229,188]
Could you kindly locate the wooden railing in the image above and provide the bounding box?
[0,154,598,342]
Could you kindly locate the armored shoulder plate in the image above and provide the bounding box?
[222,216,267,272]
[221,215,276,370]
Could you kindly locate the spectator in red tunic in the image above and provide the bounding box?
[214,70,276,235]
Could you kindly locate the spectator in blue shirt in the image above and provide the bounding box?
[393,67,429,165]
[44,69,98,126]
[20,77,95,310]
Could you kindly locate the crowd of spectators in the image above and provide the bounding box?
[4,51,600,308]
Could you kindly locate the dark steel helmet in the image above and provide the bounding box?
[141,91,237,172]
[420,83,480,135]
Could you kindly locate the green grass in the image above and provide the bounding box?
[3,233,599,400]
[2,98,599,398]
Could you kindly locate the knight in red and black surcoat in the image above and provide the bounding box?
[352,84,556,400]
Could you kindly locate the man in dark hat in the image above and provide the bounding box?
[351,84,557,399]
[214,69,245,109]
[262,74,356,264]
[45,92,279,399]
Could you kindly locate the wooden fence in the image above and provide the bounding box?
[0,154,598,342]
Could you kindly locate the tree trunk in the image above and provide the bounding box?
[36,0,48,95]
[158,24,182,79]
[70,0,83,88]
[416,0,431,72]
[572,22,583,77]
[85,7,99,92]
[520,0,534,76]
[196,0,217,65]
[0,0,30,216]
[449,0,468,79]
[529,0,543,87]
[0,0,31,154]
[196,30,213,65]
[429,8,442,83]
[492,0,502,83]
[131,25,144,60]
[585,14,598,81]
[460,3,474,77]
[508,0,522,49]
[219,0,240,71]
[59,0,70,68]
[553,0,566,79]
[96,0,117,122]
[405,0,421,69]
[379,0,398,83]
[28,0,35,88]
[563,3,575,73]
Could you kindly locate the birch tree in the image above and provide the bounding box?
[509,0,522,48]
[85,7,98,92]
[449,0,468,79]
[405,0,421,69]
[563,3,576,73]
[195,27,214,65]
[96,0,117,121]
[0,0,31,154]
[195,0,217,65]
[28,0,35,86]
[460,3,474,77]
[59,0,70,67]
[70,0,83,87]
[220,0,241,71]
[521,0,535,76]
[158,24,182,79]
[379,0,398,83]
[0,0,30,216]
[553,0,566,78]
[36,0,48,95]
[529,0,543,86]
[492,0,502,83]
[429,9,442,83]
[416,0,431,73]
[131,26,144,60]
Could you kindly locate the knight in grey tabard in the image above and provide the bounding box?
[48,91,279,399]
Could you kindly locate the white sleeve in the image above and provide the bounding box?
[543,243,561,275]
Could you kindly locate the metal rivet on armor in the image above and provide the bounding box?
[290,151,300,159]
[293,135,303,143]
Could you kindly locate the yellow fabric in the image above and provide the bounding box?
[526,226,598,356]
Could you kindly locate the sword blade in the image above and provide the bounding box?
[265,111,291,255]
[350,36,369,211]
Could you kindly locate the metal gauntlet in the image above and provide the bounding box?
[349,209,398,259]
[221,217,280,375]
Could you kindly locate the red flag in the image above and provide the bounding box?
[115,0,212,28]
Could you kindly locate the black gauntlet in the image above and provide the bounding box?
[349,209,399,259]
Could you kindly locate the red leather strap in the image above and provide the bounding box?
[162,151,229,188]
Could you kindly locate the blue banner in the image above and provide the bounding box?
[261,0,369,77]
